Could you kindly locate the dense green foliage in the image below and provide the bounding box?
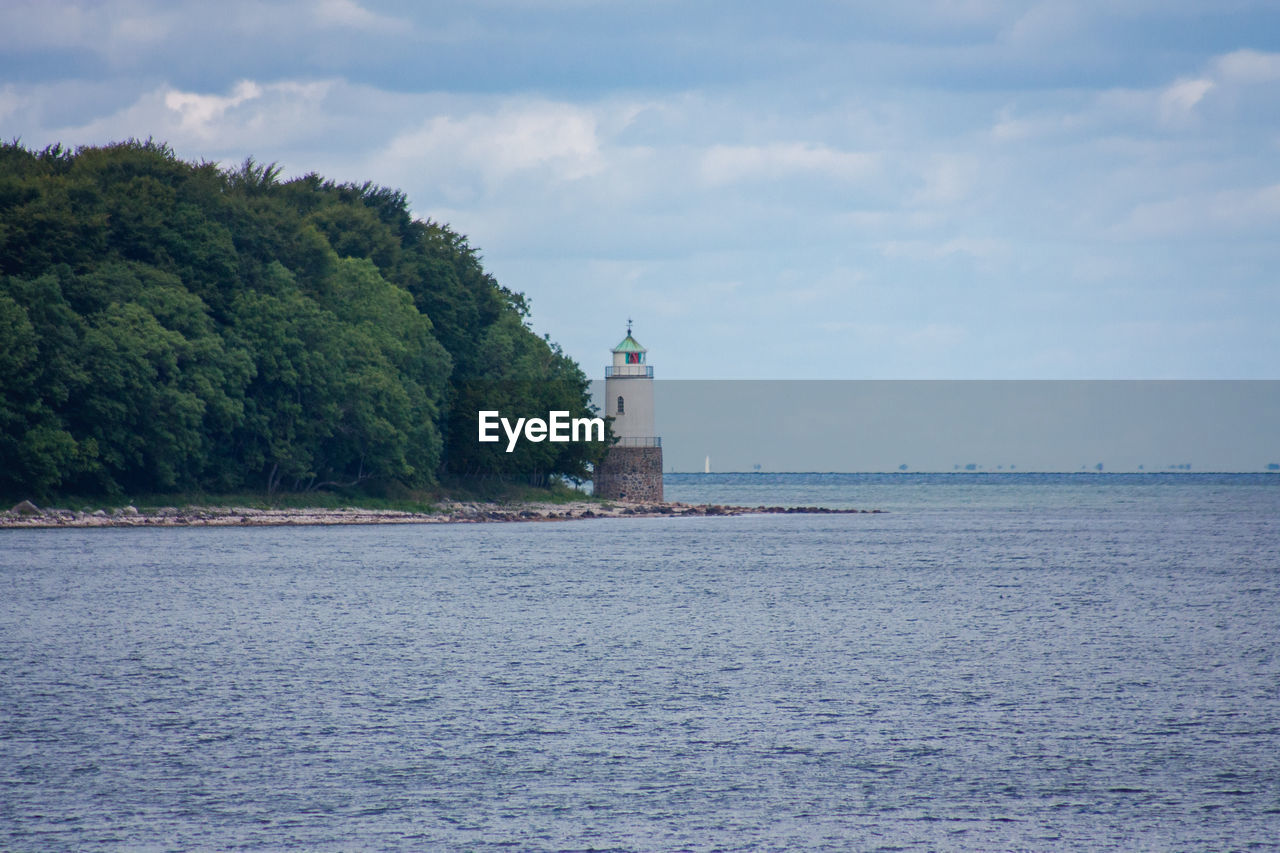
[0,141,604,500]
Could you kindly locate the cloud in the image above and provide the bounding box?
[881,237,1008,261]
[0,85,23,125]
[163,81,265,137]
[41,79,340,155]
[990,105,1075,142]
[4,2,1279,379]
[1214,49,1280,84]
[1159,77,1213,124]
[1117,183,1280,239]
[0,0,413,67]
[991,46,1280,143]
[1002,1,1081,48]
[911,155,979,206]
[929,0,1017,27]
[377,101,606,195]
[25,81,643,217]
[698,143,877,186]
[0,1,177,55]
[311,0,407,33]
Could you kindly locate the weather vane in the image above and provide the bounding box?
[627,316,632,336]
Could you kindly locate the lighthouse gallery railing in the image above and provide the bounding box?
[605,365,654,378]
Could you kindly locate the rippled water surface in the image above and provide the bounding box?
[3,475,1279,850]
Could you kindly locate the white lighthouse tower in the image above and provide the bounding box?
[594,320,663,502]
[605,319,655,441]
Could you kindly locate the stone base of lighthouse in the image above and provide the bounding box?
[594,446,664,502]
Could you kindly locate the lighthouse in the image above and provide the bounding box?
[594,321,664,502]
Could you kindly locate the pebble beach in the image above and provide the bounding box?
[1,499,878,529]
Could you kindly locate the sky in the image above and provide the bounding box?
[3,0,1279,380]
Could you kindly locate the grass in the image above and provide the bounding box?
[11,477,605,515]
[433,476,600,505]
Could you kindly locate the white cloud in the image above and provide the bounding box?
[0,0,412,61]
[879,237,1007,262]
[1159,77,1213,124]
[993,46,1280,143]
[1003,0,1081,47]
[930,0,1017,26]
[0,1,176,54]
[1214,49,1280,84]
[0,85,24,125]
[698,143,877,186]
[377,101,605,194]
[990,98,1102,142]
[311,0,406,33]
[110,8,173,43]
[4,4,1278,380]
[911,154,979,206]
[163,81,265,137]
[1117,183,1280,239]
[42,79,339,154]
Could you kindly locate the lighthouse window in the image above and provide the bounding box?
[617,396,625,415]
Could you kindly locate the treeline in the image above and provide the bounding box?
[0,140,605,500]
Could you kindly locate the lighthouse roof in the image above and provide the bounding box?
[612,334,647,354]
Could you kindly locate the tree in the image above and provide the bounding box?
[0,140,600,500]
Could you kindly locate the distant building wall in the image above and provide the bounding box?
[595,446,664,502]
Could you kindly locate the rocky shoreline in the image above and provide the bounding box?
[1,499,881,529]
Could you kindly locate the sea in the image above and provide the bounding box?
[2,473,1278,851]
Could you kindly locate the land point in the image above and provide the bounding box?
[1,499,879,529]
